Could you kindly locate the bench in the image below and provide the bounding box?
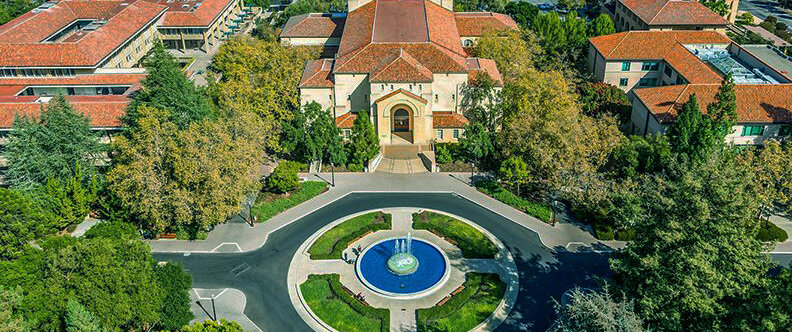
[159,233,178,239]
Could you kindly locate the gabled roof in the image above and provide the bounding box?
[375,88,428,104]
[335,112,357,128]
[299,59,335,88]
[370,49,433,82]
[0,95,128,129]
[633,84,792,124]
[0,0,167,67]
[433,111,468,128]
[466,58,503,86]
[281,13,346,38]
[333,0,470,75]
[454,12,518,36]
[619,0,728,26]
[589,31,730,83]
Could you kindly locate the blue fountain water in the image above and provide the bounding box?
[358,238,446,294]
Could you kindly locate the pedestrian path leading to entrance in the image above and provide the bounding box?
[377,157,428,174]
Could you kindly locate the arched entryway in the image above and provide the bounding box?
[391,107,413,143]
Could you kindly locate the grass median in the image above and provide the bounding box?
[417,273,506,332]
[308,211,391,259]
[474,179,553,223]
[412,211,498,259]
[300,274,389,332]
[251,181,328,223]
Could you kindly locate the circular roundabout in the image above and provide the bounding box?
[288,208,519,332]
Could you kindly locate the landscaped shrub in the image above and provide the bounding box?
[757,220,788,242]
[417,273,505,332]
[308,212,391,259]
[267,161,303,193]
[347,163,364,172]
[251,181,328,222]
[593,224,615,241]
[436,145,453,164]
[300,274,389,332]
[474,179,553,223]
[412,211,498,259]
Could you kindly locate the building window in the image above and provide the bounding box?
[621,62,631,71]
[453,129,459,139]
[663,65,673,77]
[779,125,791,136]
[638,78,657,87]
[741,125,765,136]
[676,76,686,85]
[641,62,659,71]
[619,78,629,86]
[437,130,443,139]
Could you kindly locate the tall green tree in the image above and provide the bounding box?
[461,73,502,132]
[550,287,647,332]
[589,13,616,36]
[0,188,56,259]
[5,95,101,189]
[280,104,318,163]
[349,110,379,167]
[0,286,27,332]
[308,102,345,165]
[460,122,495,172]
[707,75,738,140]
[611,150,772,332]
[64,299,103,332]
[126,41,213,129]
[666,94,717,162]
[42,163,99,227]
[155,263,194,330]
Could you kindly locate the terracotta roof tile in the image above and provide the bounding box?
[0,96,128,129]
[454,12,518,36]
[0,0,167,67]
[299,59,335,87]
[370,49,434,82]
[0,74,146,92]
[633,84,792,124]
[152,0,236,27]
[619,0,728,26]
[281,13,345,38]
[433,111,468,128]
[466,58,503,86]
[335,112,356,128]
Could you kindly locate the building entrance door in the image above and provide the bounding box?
[393,109,410,132]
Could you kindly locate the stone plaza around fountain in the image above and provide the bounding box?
[288,208,519,332]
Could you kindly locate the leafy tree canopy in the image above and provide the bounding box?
[550,287,646,332]
[0,188,57,259]
[5,95,101,189]
[349,110,379,167]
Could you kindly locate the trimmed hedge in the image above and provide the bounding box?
[251,181,328,222]
[308,212,391,259]
[83,221,139,240]
[300,274,389,332]
[412,211,498,259]
[417,273,506,332]
[474,180,553,223]
[757,220,788,242]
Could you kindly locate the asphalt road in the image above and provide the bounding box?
[155,193,612,332]
[739,0,792,32]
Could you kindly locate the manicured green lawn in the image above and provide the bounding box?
[300,274,389,332]
[251,181,328,222]
[417,273,506,332]
[412,211,498,259]
[474,179,553,223]
[308,212,391,259]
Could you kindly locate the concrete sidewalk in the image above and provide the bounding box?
[147,172,625,253]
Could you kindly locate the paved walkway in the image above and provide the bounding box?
[147,172,625,254]
[287,208,518,332]
[190,288,261,332]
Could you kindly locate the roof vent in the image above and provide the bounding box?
[32,2,56,13]
[35,96,53,104]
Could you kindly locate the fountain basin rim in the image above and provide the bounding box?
[355,236,451,298]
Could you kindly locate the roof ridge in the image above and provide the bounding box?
[648,0,672,24]
[607,32,631,58]
[669,84,691,113]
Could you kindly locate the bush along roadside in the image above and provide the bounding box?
[474,179,553,223]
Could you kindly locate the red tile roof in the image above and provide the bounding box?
[370,49,434,82]
[0,0,167,67]
[633,84,792,124]
[0,95,128,129]
[589,31,730,83]
[0,74,146,95]
[619,0,728,26]
[335,112,357,128]
[454,12,518,36]
[466,58,503,86]
[281,13,345,38]
[299,59,335,87]
[433,111,468,128]
[375,88,428,104]
[151,0,237,27]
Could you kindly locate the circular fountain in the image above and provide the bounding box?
[356,233,450,297]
